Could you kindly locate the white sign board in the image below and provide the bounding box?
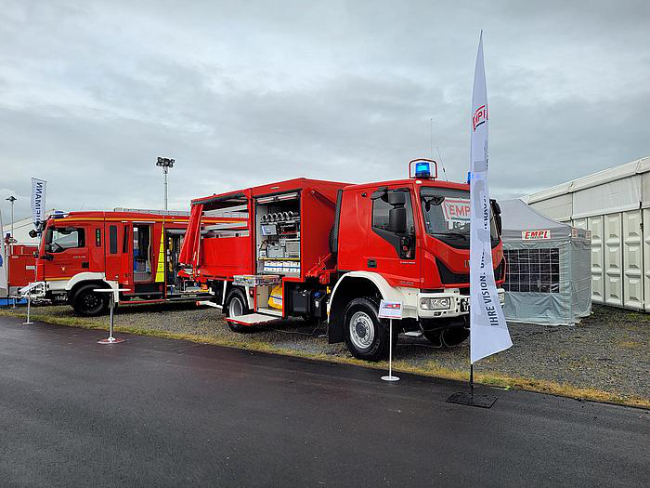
[522,229,551,240]
[378,300,403,320]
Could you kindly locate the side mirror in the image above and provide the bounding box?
[389,207,407,234]
[28,229,38,238]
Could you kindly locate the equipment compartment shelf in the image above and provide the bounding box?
[233,274,282,287]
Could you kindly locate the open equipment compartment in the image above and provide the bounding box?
[255,191,301,277]
[253,191,301,316]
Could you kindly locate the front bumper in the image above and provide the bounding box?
[418,288,505,319]
[19,281,47,299]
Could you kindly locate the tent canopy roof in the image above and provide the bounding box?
[500,199,573,240]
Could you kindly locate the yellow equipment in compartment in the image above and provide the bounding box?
[268,285,283,310]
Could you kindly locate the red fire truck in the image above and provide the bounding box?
[26,209,241,316]
[180,160,505,360]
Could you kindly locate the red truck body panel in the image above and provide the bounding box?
[8,245,38,289]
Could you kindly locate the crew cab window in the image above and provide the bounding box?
[45,227,85,253]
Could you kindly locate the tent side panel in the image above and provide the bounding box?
[623,210,644,310]
[588,215,605,304]
[604,213,623,307]
[571,238,593,321]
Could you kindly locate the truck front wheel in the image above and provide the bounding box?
[72,285,109,317]
[343,297,396,361]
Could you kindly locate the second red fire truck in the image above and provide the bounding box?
[25,209,241,315]
[180,160,505,360]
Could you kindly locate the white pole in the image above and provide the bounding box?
[108,293,115,341]
[389,319,393,376]
[164,169,168,211]
[381,318,400,382]
[23,291,33,325]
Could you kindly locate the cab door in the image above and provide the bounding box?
[103,222,127,284]
[364,187,421,288]
[43,225,90,279]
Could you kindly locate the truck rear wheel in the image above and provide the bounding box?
[343,297,396,361]
[225,288,251,333]
[72,285,109,317]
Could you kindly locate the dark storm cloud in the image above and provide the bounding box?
[1,0,649,219]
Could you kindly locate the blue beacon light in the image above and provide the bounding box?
[414,161,432,178]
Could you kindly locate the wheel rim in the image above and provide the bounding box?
[83,292,101,311]
[230,297,244,317]
[349,311,375,350]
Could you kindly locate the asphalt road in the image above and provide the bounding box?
[0,316,648,488]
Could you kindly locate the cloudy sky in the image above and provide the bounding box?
[1,0,649,221]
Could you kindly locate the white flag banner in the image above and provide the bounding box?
[0,208,7,292]
[469,34,512,364]
[31,178,46,226]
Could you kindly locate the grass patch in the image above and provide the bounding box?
[2,308,649,410]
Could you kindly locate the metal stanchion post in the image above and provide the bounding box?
[96,288,128,344]
[23,291,33,325]
[381,318,400,382]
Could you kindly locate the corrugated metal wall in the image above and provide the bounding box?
[525,157,650,312]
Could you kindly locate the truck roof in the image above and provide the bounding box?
[191,178,351,205]
[46,210,239,224]
[191,176,468,205]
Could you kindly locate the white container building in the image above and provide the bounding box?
[524,156,650,311]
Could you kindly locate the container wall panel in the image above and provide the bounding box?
[643,209,650,312]
[622,210,644,310]
[588,216,604,304]
[572,218,587,230]
[604,213,623,306]
[528,194,573,222]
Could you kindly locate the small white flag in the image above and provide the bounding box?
[31,178,46,226]
[469,34,512,364]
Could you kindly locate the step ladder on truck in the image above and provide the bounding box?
[180,160,506,361]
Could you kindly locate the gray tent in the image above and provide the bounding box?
[500,199,591,325]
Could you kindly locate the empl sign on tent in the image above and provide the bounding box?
[522,229,551,240]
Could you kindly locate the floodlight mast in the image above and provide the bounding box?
[156,157,175,211]
[5,195,16,242]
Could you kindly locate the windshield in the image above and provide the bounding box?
[420,187,498,247]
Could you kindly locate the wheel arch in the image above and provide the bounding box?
[328,272,405,343]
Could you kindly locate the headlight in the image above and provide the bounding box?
[420,297,451,310]
[498,291,505,305]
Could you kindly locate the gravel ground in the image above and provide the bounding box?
[5,302,649,401]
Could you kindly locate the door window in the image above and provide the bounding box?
[45,227,85,253]
[371,189,415,260]
[109,225,118,254]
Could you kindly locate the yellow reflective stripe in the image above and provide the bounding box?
[154,228,166,283]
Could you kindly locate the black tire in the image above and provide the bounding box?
[225,288,251,332]
[72,285,109,317]
[343,297,397,361]
[440,327,469,347]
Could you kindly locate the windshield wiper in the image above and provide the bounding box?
[432,232,468,240]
